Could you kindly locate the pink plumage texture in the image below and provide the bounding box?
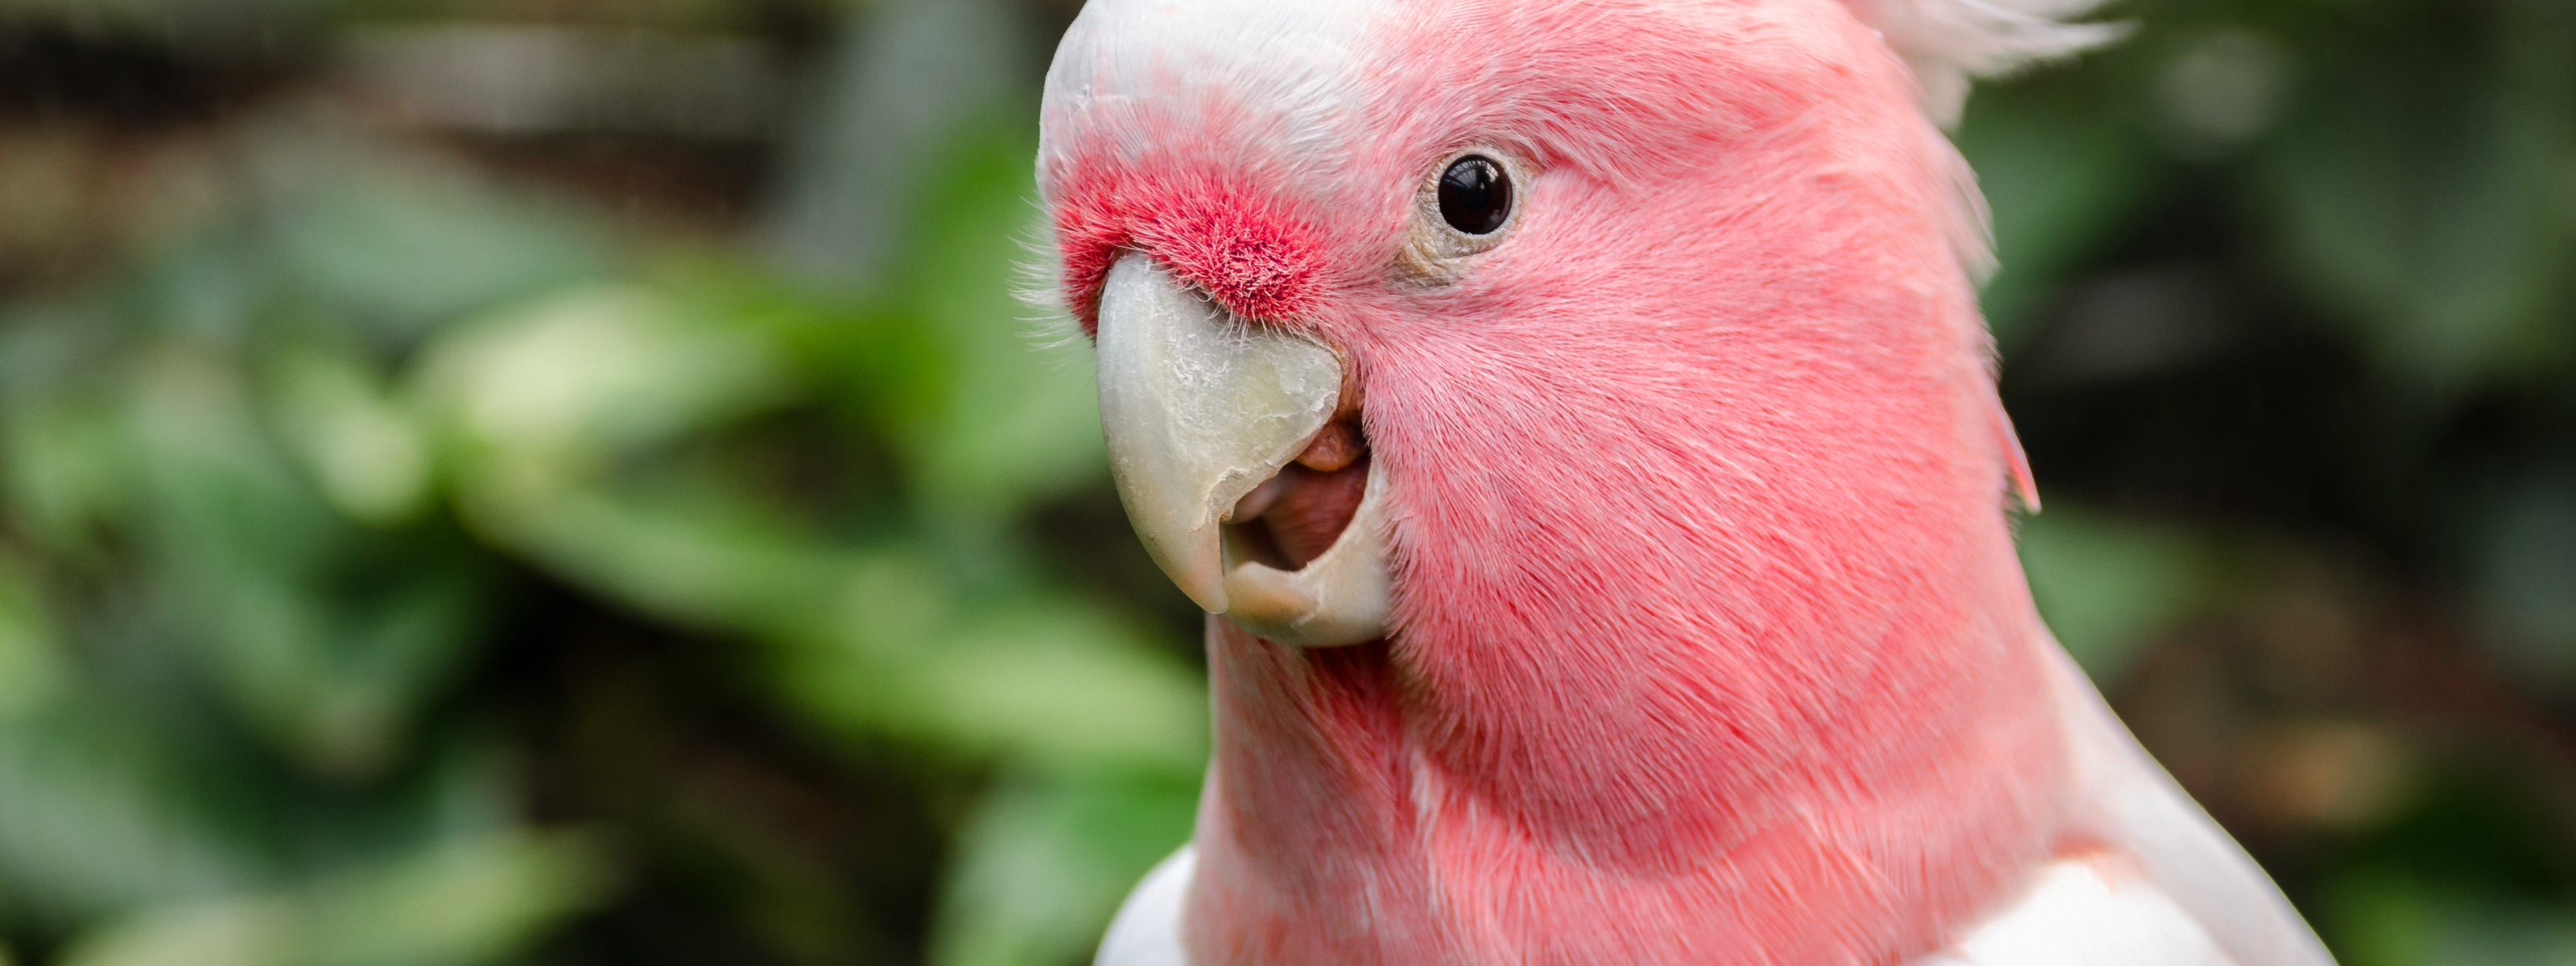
[1042,1,2322,964]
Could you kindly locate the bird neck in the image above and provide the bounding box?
[1181,523,2068,964]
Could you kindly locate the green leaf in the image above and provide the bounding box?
[268,348,434,527]
[778,592,1207,770]
[53,830,612,966]
[1,398,135,556]
[2329,873,2576,966]
[0,717,266,919]
[2257,77,2576,390]
[267,161,612,341]
[887,123,1106,527]
[0,553,66,719]
[420,284,795,481]
[456,484,846,636]
[928,770,1199,966]
[55,898,295,966]
[297,830,613,966]
[2017,506,2219,683]
[1956,81,2157,349]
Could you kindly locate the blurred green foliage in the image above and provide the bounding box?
[0,0,2566,964]
[1966,0,2576,959]
[0,1,1205,961]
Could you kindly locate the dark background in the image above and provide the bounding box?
[0,1,2568,964]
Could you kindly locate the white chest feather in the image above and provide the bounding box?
[1925,857,2237,966]
[1092,848,2240,966]
[1093,845,1194,966]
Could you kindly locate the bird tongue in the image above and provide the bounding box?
[1231,420,1368,570]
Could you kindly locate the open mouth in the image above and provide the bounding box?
[1209,410,1389,646]
[1223,417,1369,572]
[1092,253,1393,647]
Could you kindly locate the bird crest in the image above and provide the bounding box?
[1842,0,2124,123]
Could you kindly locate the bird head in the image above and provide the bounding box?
[1042,0,2098,847]
[1043,0,2084,640]
[1043,3,2121,959]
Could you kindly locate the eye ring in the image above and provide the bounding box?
[1398,149,1525,283]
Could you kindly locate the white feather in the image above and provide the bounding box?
[1095,845,1195,966]
[1040,0,1381,191]
[1841,0,2127,124]
[1096,846,2266,966]
[1926,859,2236,966]
[2044,646,2340,966]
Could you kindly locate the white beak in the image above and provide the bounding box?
[1093,254,1393,647]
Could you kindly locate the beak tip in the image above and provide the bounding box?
[1176,573,1228,614]
[1141,526,1228,613]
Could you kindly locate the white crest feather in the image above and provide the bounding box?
[1844,0,2126,125]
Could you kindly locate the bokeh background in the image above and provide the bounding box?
[0,0,2567,964]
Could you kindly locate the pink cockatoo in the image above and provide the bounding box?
[1037,1,2336,964]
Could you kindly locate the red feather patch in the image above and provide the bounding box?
[1056,167,1327,332]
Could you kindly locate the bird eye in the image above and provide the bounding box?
[1437,155,1512,236]
[1399,151,1520,282]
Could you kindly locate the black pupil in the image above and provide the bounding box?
[1437,156,1512,236]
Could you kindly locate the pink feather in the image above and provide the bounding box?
[1043,1,2125,962]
